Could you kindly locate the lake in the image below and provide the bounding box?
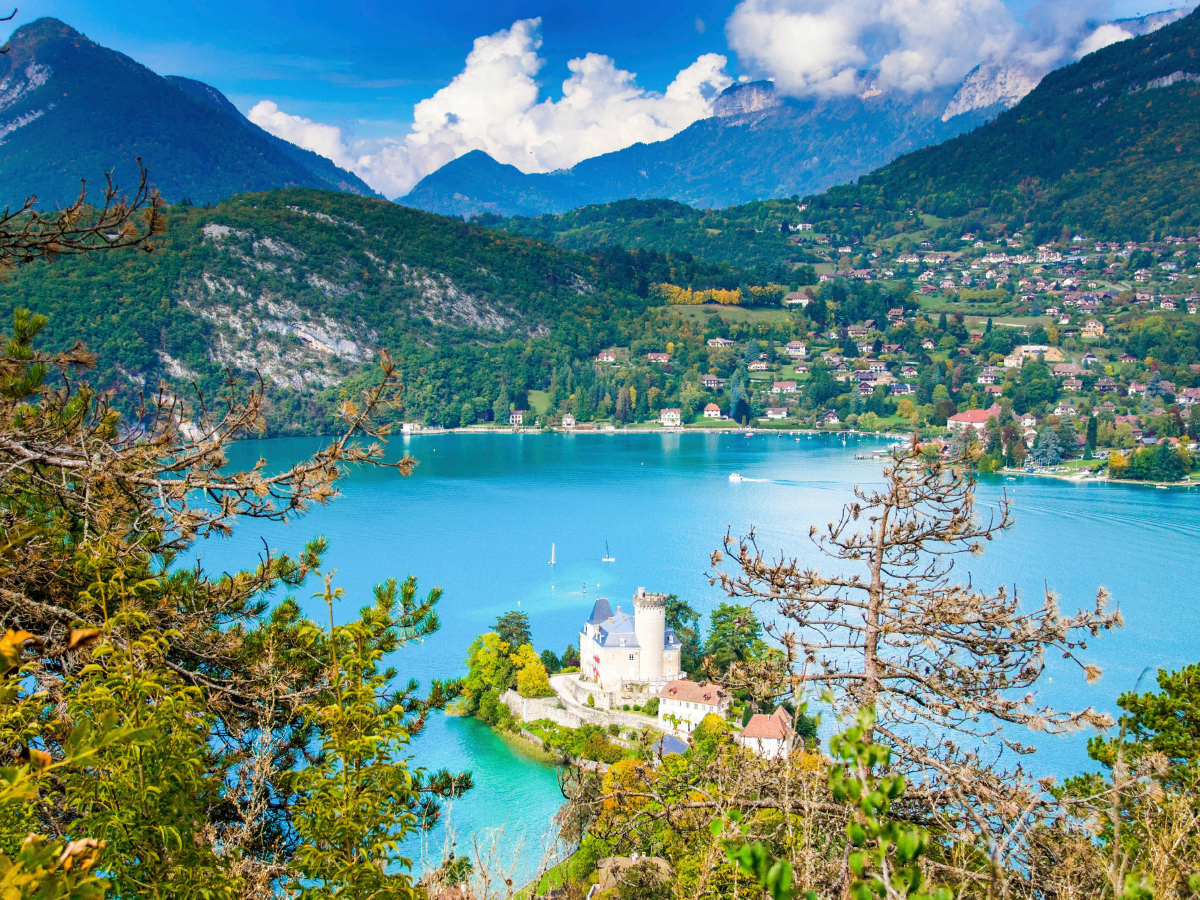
[203,431,1200,878]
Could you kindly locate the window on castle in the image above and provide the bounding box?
[628,654,634,661]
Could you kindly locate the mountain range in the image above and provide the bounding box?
[398,8,1195,220]
[0,18,379,209]
[810,4,1200,240]
[397,81,997,218]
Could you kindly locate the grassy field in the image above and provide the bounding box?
[663,305,798,325]
[527,390,551,416]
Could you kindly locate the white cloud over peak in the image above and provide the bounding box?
[249,18,731,198]
[247,101,361,170]
[724,0,1191,99]
[1072,23,1133,57]
[725,0,1018,97]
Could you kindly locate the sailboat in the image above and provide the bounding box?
[602,541,615,563]
[549,543,556,565]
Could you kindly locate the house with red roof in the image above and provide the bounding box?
[946,404,1002,434]
[735,707,797,759]
[658,679,731,733]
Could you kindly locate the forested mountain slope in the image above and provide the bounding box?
[808,6,1200,240]
[0,189,771,432]
[0,18,378,207]
[399,83,994,217]
[489,198,805,273]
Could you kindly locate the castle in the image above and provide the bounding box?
[579,588,682,690]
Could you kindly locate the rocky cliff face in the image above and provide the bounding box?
[713,81,781,118]
[941,62,1043,121]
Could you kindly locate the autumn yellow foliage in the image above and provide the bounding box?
[653,283,742,305]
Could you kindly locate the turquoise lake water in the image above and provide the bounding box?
[205,432,1200,877]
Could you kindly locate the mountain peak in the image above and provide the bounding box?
[0,18,382,206]
[713,80,780,118]
[6,17,85,50]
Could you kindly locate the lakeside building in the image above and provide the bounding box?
[947,404,1002,434]
[657,679,731,733]
[580,591,682,690]
[735,707,797,759]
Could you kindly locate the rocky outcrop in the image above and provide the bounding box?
[713,80,780,118]
[942,61,1043,121]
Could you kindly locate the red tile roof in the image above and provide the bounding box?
[947,403,1001,425]
[659,679,728,706]
[740,709,794,740]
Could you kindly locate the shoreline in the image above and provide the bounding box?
[405,425,911,440]
[996,467,1199,489]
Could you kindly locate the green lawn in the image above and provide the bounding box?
[663,305,797,325]
[527,390,551,416]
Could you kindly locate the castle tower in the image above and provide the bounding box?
[633,587,667,680]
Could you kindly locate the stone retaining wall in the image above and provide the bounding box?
[502,687,660,735]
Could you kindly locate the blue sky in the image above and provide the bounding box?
[11,1,741,134]
[9,0,1193,196]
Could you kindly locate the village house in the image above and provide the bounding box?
[1054,401,1078,417]
[657,680,731,733]
[660,408,682,427]
[509,410,526,426]
[749,360,771,372]
[597,350,617,363]
[823,410,841,426]
[947,404,1002,434]
[1053,363,1083,378]
[772,381,798,394]
[707,337,736,348]
[701,374,723,390]
[890,383,915,396]
[785,341,808,358]
[1082,320,1105,339]
[764,407,788,420]
[580,593,682,691]
[703,403,722,420]
[977,367,1001,385]
[1063,377,1083,392]
[561,414,576,429]
[783,292,811,307]
[647,352,670,364]
[735,708,797,760]
[1095,377,1118,393]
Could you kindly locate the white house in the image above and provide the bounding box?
[657,679,731,733]
[703,403,722,420]
[785,341,807,358]
[561,414,576,429]
[509,410,525,426]
[580,592,682,691]
[764,407,787,420]
[735,707,797,759]
[660,408,682,427]
[946,403,1002,434]
[772,381,797,394]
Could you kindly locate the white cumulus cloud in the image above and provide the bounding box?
[724,0,1188,99]
[250,18,731,198]
[1072,23,1133,57]
[725,0,1018,97]
[247,101,361,170]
